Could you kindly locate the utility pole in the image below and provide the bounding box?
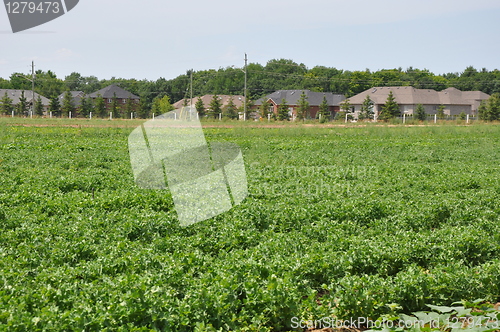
[243,53,248,120]
[31,61,35,116]
[190,69,193,109]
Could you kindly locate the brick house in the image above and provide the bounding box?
[348,87,490,117]
[88,84,140,110]
[0,89,50,114]
[254,90,345,119]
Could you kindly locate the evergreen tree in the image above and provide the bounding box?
[359,95,374,120]
[79,96,93,118]
[49,96,61,117]
[478,100,488,120]
[259,98,271,119]
[489,93,500,120]
[437,105,445,119]
[296,91,310,120]
[110,92,120,118]
[340,98,352,113]
[0,91,14,115]
[277,98,290,121]
[480,93,500,121]
[318,95,330,121]
[223,96,238,119]
[126,97,137,118]
[209,95,222,119]
[379,91,400,120]
[137,98,150,119]
[339,98,352,120]
[415,104,427,121]
[61,91,74,117]
[94,94,106,118]
[195,97,205,117]
[17,90,29,115]
[34,95,44,116]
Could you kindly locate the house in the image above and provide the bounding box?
[348,87,490,117]
[173,95,245,111]
[0,89,50,114]
[88,84,140,110]
[58,91,86,108]
[254,90,345,119]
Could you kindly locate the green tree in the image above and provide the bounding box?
[94,94,106,118]
[195,97,205,117]
[0,91,14,115]
[79,96,93,118]
[437,105,445,119]
[259,98,272,119]
[110,92,120,118]
[49,96,61,117]
[340,98,352,113]
[479,93,500,121]
[359,95,374,120]
[17,90,29,115]
[379,91,400,120]
[34,95,44,116]
[318,95,330,122]
[153,95,175,114]
[209,95,222,119]
[61,91,74,117]
[223,97,238,120]
[296,91,310,120]
[277,98,290,121]
[137,98,150,119]
[126,98,137,118]
[415,104,426,121]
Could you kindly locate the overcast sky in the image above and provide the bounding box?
[1,0,499,81]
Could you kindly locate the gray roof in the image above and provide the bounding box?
[255,90,345,106]
[173,95,245,109]
[88,84,139,99]
[0,89,50,106]
[349,86,490,107]
[58,91,85,106]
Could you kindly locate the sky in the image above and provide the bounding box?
[1,0,500,82]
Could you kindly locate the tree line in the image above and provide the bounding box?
[1,59,500,118]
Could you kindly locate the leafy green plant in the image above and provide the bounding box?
[366,300,500,332]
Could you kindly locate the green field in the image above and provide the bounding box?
[1,119,500,331]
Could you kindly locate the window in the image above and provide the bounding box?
[122,99,127,104]
[107,99,112,103]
